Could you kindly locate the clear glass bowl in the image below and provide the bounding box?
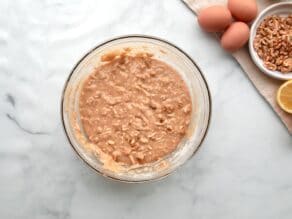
[61,35,211,182]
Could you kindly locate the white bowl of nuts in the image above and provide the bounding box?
[249,2,292,81]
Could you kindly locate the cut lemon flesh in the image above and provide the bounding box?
[277,80,292,114]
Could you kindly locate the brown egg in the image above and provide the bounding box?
[220,22,250,52]
[197,6,232,32]
[228,0,258,22]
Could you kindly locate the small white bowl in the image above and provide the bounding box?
[249,2,292,81]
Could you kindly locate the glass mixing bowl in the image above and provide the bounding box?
[61,35,211,182]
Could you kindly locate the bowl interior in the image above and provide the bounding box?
[249,2,292,80]
[62,36,211,182]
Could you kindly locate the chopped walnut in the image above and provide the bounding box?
[253,14,292,73]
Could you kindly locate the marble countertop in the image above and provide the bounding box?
[0,0,291,218]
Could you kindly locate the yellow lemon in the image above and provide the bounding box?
[277,80,292,114]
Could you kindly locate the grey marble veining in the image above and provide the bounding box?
[0,0,291,219]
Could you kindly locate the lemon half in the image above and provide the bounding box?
[277,80,292,114]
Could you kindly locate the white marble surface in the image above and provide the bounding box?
[0,0,291,218]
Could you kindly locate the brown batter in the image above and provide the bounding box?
[79,54,192,166]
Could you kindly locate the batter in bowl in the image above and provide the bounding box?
[79,53,192,166]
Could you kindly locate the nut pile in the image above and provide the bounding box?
[253,14,292,73]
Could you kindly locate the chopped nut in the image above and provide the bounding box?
[147,132,156,140]
[129,154,136,164]
[107,140,115,145]
[254,15,292,73]
[163,104,174,113]
[112,150,122,160]
[129,138,136,146]
[166,124,173,132]
[122,146,132,155]
[182,104,191,114]
[149,71,156,77]
[135,152,145,160]
[96,126,103,134]
[121,124,128,131]
[139,136,149,144]
[283,58,292,68]
[138,145,146,151]
[149,100,160,110]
